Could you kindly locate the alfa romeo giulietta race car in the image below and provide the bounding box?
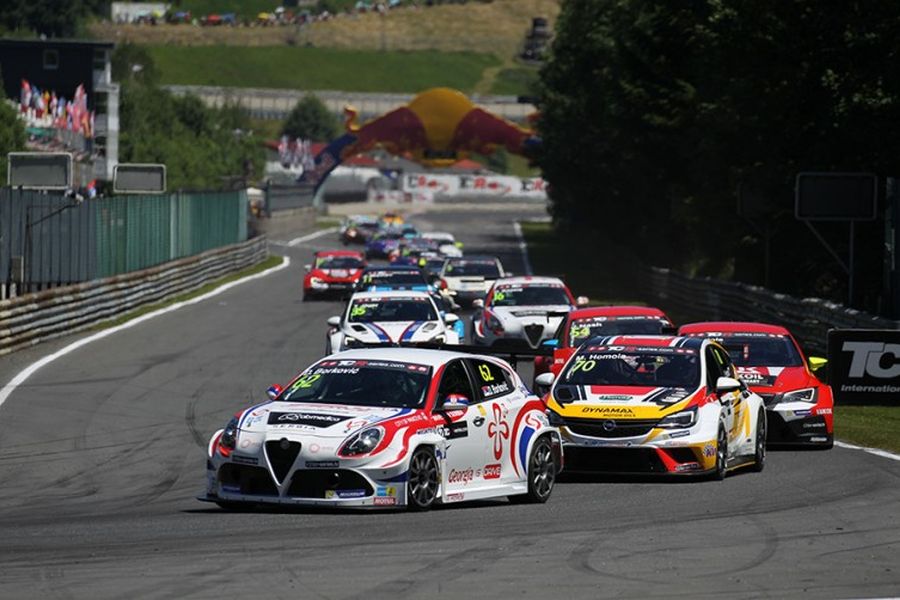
[472,276,586,349]
[326,290,461,353]
[538,335,766,478]
[679,322,834,447]
[202,347,562,509]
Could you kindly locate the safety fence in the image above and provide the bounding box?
[1,188,248,299]
[264,183,315,214]
[644,267,900,354]
[0,236,267,356]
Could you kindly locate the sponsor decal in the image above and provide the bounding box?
[816,408,833,415]
[803,422,826,429]
[810,436,828,442]
[221,484,241,493]
[591,394,633,402]
[668,430,691,438]
[440,422,469,440]
[675,462,702,472]
[305,460,339,469]
[325,489,367,499]
[373,497,397,506]
[231,454,258,466]
[703,443,716,458]
[487,403,510,460]
[445,493,465,502]
[448,468,474,485]
[793,410,812,417]
[268,412,351,427]
[580,407,635,416]
[376,485,398,497]
[483,464,501,479]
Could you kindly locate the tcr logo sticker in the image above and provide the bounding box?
[842,342,900,379]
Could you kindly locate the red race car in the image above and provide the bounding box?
[678,322,833,448]
[303,250,366,301]
[534,306,675,381]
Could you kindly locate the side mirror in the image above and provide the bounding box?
[808,356,828,372]
[576,296,590,307]
[534,372,556,388]
[541,339,559,348]
[327,316,341,328]
[440,393,470,411]
[455,241,464,248]
[266,384,283,400]
[472,299,485,309]
[443,313,459,324]
[304,264,311,272]
[716,376,741,394]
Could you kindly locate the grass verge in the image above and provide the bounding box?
[94,255,284,331]
[835,406,900,454]
[148,45,498,93]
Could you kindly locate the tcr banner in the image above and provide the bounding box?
[827,329,900,404]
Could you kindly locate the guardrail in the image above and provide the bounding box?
[0,237,267,356]
[645,267,900,354]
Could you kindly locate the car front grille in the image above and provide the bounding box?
[524,324,545,347]
[564,417,658,439]
[218,464,279,496]
[265,440,302,484]
[287,469,375,498]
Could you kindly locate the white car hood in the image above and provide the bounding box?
[342,320,444,344]
[492,305,573,323]
[241,402,408,438]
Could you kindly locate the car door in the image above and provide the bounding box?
[466,358,519,485]
[433,359,492,493]
[705,346,736,457]
[711,345,750,455]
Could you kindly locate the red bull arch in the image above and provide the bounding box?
[299,87,541,190]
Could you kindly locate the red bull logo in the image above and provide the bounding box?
[299,87,541,190]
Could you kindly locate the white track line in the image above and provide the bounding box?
[512,220,533,276]
[834,440,900,463]
[0,255,291,410]
[287,227,338,247]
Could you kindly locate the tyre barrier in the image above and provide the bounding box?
[645,266,900,354]
[0,237,268,356]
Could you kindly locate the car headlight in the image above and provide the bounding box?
[657,407,697,429]
[782,387,817,403]
[219,416,239,455]
[545,408,565,427]
[339,427,383,457]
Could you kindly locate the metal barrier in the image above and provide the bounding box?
[644,266,900,354]
[1,188,249,299]
[0,236,267,356]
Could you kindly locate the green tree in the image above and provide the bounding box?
[538,1,900,308]
[0,0,105,37]
[0,101,26,184]
[281,95,339,141]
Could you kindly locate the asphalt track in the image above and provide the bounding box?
[0,204,898,599]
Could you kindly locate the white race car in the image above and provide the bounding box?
[538,335,766,478]
[472,276,586,349]
[421,231,463,258]
[326,290,460,353]
[202,347,562,510]
[438,256,506,306]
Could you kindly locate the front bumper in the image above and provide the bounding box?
[766,410,832,446]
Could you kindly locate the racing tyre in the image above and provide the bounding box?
[407,447,439,511]
[751,409,766,472]
[509,436,556,504]
[713,423,728,481]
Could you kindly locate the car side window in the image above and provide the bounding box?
[705,347,723,391]
[436,360,475,406]
[467,359,514,401]
[712,347,736,379]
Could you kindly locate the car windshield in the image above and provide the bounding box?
[349,297,438,322]
[492,284,570,306]
[316,256,364,269]
[714,334,804,367]
[361,270,427,286]
[445,260,500,278]
[568,317,670,346]
[280,360,431,408]
[560,345,701,388]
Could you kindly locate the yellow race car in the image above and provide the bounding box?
[536,335,766,479]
